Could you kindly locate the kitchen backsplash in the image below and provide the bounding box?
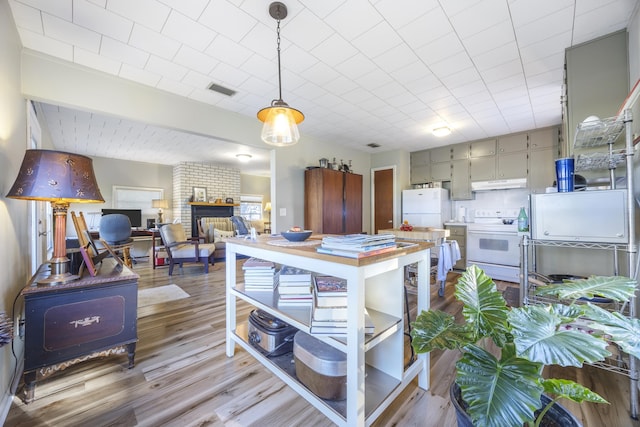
[450,188,530,222]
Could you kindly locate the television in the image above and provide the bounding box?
[101,209,142,228]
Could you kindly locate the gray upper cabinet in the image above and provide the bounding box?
[497,133,527,154]
[451,159,471,200]
[410,150,431,184]
[431,161,451,181]
[469,139,496,158]
[497,151,528,179]
[431,146,451,163]
[451,142,469,160]
[528,127,560,193]
[565,30,628,153]
[529,128,557,151]
[470,157,496,181]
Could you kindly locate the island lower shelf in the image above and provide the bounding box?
[232,322,408,423]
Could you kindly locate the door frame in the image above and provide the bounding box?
[370,165,397,234]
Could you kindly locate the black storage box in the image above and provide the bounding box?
[248,309,297,357]
[293,331,347,400]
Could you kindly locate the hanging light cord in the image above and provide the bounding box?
[275,13,283,102]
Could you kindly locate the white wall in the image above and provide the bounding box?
[0,1,29,419]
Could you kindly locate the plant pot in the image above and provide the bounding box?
[450,382,582,427]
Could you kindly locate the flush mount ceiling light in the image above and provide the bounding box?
[433,126,452,137]
[236,153,252,162]
[257,2,304,147]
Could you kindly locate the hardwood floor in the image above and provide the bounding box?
[6,260,640,426]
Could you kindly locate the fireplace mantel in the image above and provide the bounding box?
[190,202,239,237]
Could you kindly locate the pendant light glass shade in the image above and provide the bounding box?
[258,100,304,146]
[257,2,304,147]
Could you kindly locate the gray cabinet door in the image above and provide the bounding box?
[529,147,556,192]
[498,133,527,154]
[451,142,469,160]
[497,151,528,179]
[431,146,451,163]
[470,139,496,158]
[470,156,496,181]
[411,163,431,184]
[451,159,471,200]
[529,128,557,150]
[431,161,451,181]
[411,150,430,166]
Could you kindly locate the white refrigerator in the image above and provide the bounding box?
[402,188,450,228]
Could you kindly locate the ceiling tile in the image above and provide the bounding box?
[462,20,515,56]
[449,1,510,40]
[199,0,257,43]
[300,0,346,19]
[73,0,132,43]
[16,28,74,60]
[209,61,250,88]
[471,42,520,72]
[8,0,43,33]
[158,0,209,20]
[396,7,453,49]
[119,63,162,86]
[174,45,218,75]
[162,10,216,51]
[352,21,403,59]
[16,0,71,20]
[310,33,358,67]
[129,23,181,60]
[325,0,383,40]
[100,36,149,68]
[333,53,378,80]
[285,8,335,51]
[43,13,101,52]
[107,0,170,32]
[374,0,438,28]
[146,55,189,81]
[205,35,252,68]
[415,32,464,65]
[373,43,419,74]
[73,46,121,74]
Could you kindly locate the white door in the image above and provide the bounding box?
[27,101,50,274]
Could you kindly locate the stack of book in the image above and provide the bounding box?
[242,258,277,291]
[277,265,313,306]
[310,275,374,335]
[316,233,397,258]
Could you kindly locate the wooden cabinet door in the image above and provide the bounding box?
[344,172,363,234]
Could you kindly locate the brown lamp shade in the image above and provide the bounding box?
[6,149,104,203]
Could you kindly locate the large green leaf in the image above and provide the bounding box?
[581,304,640,359]
[541,378,608,404]
[534,276,636,302]
[456,344,543,427]
[455,264,510,347]
[410,310,474,353]
[509,304,610,366]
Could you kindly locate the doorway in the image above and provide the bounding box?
[371,167,396,234]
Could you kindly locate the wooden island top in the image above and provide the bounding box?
[379,227,449,242]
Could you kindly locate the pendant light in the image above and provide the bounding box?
[257,2,304,147]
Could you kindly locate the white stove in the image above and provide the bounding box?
[465,208,522,283]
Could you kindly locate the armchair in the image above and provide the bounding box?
[159,223,216,276]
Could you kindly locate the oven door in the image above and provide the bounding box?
[466,229,520,267]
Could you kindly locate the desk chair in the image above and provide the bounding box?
[99,214,134,268]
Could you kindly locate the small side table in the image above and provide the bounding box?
[21,258,139,403]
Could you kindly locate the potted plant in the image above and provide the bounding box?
[411,265,640,427]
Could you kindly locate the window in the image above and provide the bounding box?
[240,195,263,221]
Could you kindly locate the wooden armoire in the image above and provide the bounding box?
[304,168,362,234]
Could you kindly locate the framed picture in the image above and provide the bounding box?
[193,187,207,202]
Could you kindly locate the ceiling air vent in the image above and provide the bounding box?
[367,143,381,148]
[207,83,236,97]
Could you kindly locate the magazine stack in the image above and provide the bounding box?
[316,233,397,258]
[311,275,373,335]
[242,258,277,291]
[277,265,313,306]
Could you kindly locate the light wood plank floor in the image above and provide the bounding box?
[6,260,640,426]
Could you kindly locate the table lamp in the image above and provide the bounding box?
[6,150,104,284]
[264,202,271,222]
[152,199,169,224]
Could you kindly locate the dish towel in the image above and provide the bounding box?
[436,241,462,282]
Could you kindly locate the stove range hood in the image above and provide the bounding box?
[471,177,527,191]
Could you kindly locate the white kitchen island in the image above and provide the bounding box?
[225,235,433,426]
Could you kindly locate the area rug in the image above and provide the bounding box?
[138,284,190,308]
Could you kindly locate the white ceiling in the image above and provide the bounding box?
[8,0,639,176]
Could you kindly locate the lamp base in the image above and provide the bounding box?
[36,258,79,285]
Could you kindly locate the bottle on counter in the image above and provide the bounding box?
[517,207,529,232]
